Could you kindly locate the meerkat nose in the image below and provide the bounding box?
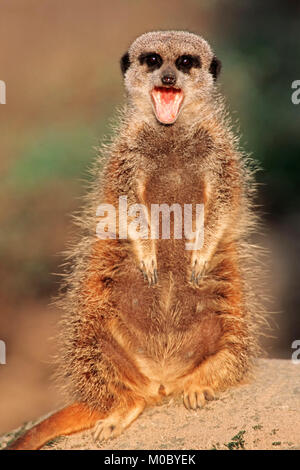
[162,74,176,86]
[161,68,177,86]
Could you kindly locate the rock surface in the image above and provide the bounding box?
[1,359,300,450]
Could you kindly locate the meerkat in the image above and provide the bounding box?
[7,30,262,450]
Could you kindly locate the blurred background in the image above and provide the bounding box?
[0,0,299,434]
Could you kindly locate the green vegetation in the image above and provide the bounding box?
[224,430,246,450]
[272,441,282,446]
[253,424,263,430]
[6,126,98,190]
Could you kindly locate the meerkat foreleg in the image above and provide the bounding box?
[123,205,157,285]
[126,172,158,285]
[189,207,228,285]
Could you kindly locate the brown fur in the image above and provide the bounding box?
[7,31,264,450]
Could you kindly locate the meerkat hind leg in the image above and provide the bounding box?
[182,348,244,410]
[94,397,145,441]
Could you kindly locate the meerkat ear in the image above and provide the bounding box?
[120,52,130,75]
[209,56,222,81]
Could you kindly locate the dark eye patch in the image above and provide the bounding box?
[120,52,130,75]
[209,56,222,80]
[175,54,201,73]
[138,52,163,71]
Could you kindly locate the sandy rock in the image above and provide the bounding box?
[1,359,299,450]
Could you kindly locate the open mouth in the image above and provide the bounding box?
[151,87,184,125]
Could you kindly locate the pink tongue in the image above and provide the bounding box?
[152,89,182,124]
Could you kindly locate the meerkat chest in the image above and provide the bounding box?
[144,165,206,206]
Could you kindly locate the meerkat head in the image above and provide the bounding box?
[120,31,221,126]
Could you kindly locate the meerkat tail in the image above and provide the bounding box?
[5,402,105,450]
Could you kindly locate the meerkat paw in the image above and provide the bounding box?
[183,385,215,410]
[140,257,158,286]
[94,414,125,441]
[190,256,207,285]
[94,399,145,442]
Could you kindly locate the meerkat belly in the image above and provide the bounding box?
[110,270,223,394]
[131,313,222,395]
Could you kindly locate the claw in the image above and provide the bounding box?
[190,260,206,285]
[183,386,216,410]
[140,261,158,286]
[142,267,148,282]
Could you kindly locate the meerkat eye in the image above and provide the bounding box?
[175,54,201,73]
[181,56,193,68]
[139,52,163,70]
[146,54,161,67]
